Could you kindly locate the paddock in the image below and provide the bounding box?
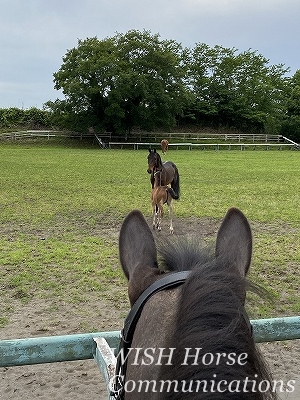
[0,142,299,398]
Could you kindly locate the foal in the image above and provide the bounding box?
[151,170,178,233]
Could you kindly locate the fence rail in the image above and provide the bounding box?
[1,316,300,368]
[136,132,283,142]
[108,142,298,150]
[0,130,112,141]
[1,130,298,149]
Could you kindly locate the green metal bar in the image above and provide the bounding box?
[0,317,300,367]
[252,316,300,343]
[0,330,120,367]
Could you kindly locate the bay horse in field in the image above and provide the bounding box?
[114,207,277,399]
[147,149,180,199]
[161,139,169,155]
[151,170,179,233]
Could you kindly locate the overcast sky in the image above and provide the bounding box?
[1,0,299,109]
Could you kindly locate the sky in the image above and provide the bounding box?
[1,0,299,109]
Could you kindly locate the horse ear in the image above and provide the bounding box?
[215,208,252,277]
[119,210,157,278]
[119,210,160,304]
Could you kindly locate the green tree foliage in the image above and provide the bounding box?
[286,70,300,117]
[0,107,51,130]
[0,107,23,128]
[280,69,300,142]
[44,30,297,137]
[48,30,190,134]
[185,44,290,133]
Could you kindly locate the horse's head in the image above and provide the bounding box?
[147,148,161,174]
[119,207,252,307]
[117,208,276,399]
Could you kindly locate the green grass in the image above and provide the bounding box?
[0,143,299,223]
[0,140,299,327]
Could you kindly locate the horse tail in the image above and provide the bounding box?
[171,165,180,199]
[167,187,179,200]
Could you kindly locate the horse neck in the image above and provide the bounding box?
[154,155,163,170]
[159,269,273,399]
[154,171,163,187]
[153,157,165,186]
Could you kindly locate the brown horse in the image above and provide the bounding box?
[151,170,179,233]
[147,149,180,199]
[161,139,169,155]
[114,207,277,399]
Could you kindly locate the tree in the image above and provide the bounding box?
[0,107,51,129]
[285,70,300,117]
[280,69,300,142]
[49,30,190,134]
[186,44,290,132]
[47,30,293,136]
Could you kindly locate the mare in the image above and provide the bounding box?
[151,170,179,233]
[161,139,169,155]
[147,149,180,199]
[116,207,277,399]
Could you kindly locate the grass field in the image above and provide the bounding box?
[0,139,299,330]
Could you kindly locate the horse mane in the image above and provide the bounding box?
[156,154,164,170]
[157,239,277,399]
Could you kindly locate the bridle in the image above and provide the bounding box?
[111,271,190,399]
[111,270,253,399]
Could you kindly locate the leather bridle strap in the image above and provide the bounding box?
[123,271,190,342]
[112,270,190,398]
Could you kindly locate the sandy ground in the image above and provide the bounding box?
[0,299,120,400]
